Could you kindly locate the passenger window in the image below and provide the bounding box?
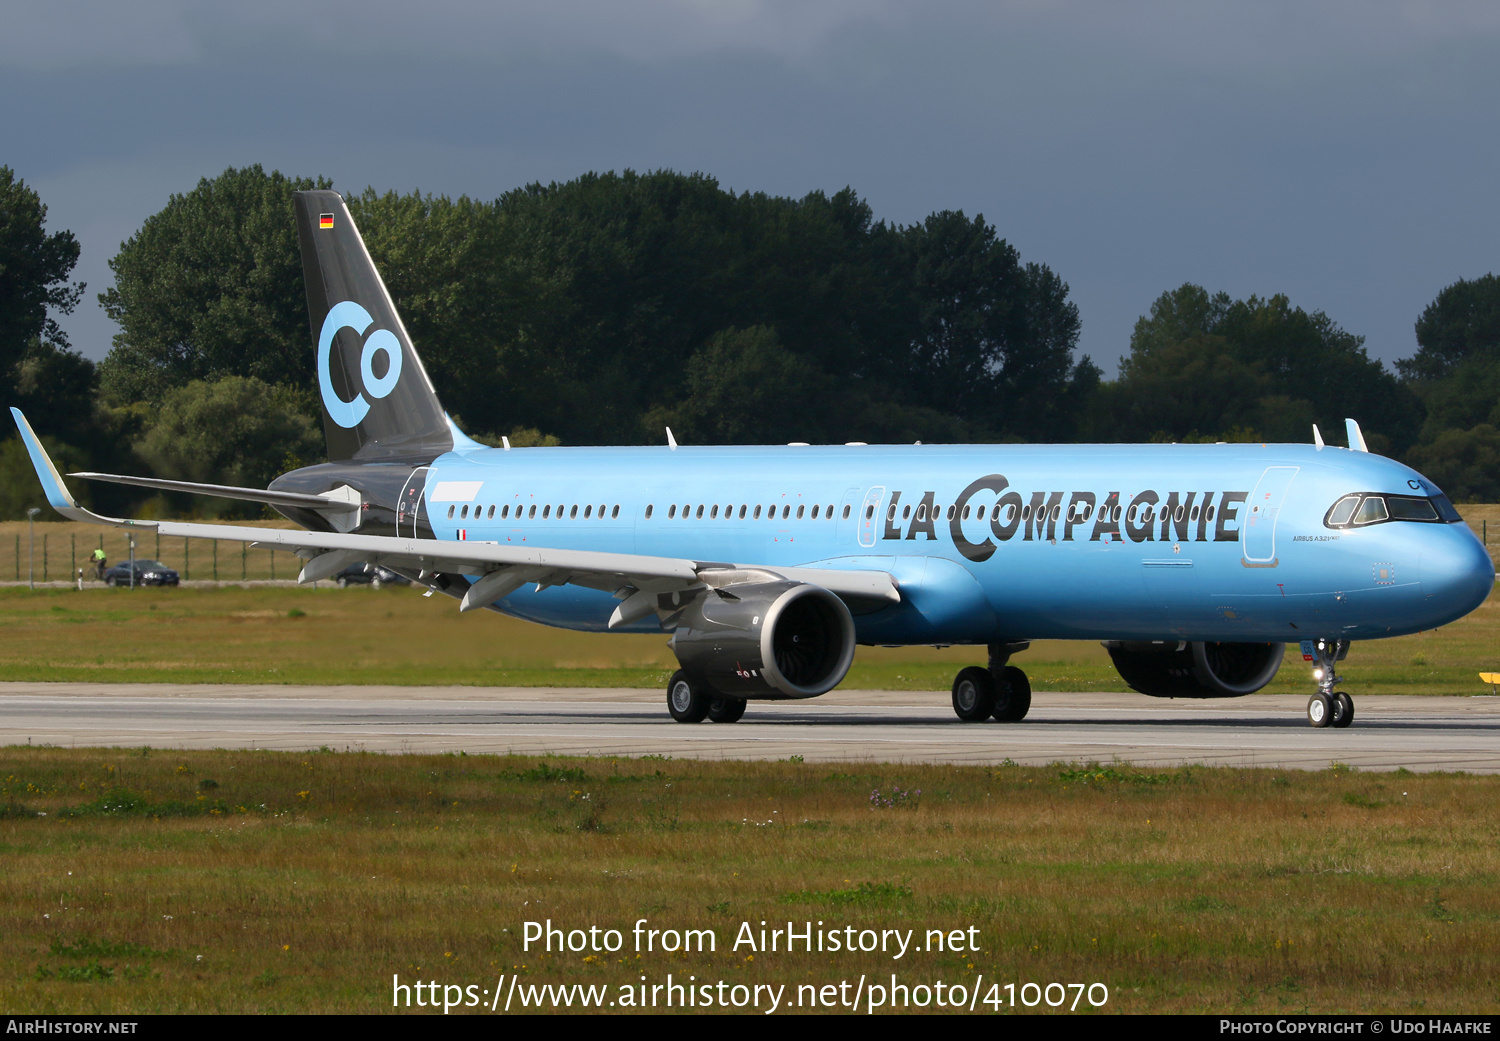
[739,505,747,519]
[1189,505,1199,521]
[584,505,592,518]
[962,505,970,520]
[754,505,762,519]
[528,505,537,519]
[887,503,896,521]
[569,505,577,519]
[902,505,911,520]
[611,505,619,518]
[645,504,653,519]
[1052,504,1061,521]
[1326,495,1359,526]
[501,505,509,519]
[543,505,551,519]
[864,505,873,519]
[1354,496,1389,524]
[843,505,851,519]
[447,505,455,519]
[461,505,469,519]
[487,505,495,519]
[915,504,925,522]
[696,505,704,519]
[797,505,805,519]
[782,505,790,519]
[668,505,677,519]
[711,505,719,519]
[977,505,986,521]
[812,505,820,519]
[1202,506,1212,523]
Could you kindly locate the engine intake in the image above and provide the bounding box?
[671,581,856,699]
[1103,640,1284,699]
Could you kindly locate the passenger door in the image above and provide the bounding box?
[1243,466,1298,566]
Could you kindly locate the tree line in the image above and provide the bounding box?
[2,163,1498,519]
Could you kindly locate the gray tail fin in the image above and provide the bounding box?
[294,190,452,462]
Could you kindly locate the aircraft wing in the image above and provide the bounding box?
[12,409,899,623]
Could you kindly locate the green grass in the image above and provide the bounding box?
[0,747,1497,1013]
[0,579,1496,694]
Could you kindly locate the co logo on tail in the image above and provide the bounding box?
[318,301,404,428]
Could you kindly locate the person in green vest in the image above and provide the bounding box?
[91,547,107,581]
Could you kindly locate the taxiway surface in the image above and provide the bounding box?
[1,683,1497,772]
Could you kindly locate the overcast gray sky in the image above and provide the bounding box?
[4,0,1497,374]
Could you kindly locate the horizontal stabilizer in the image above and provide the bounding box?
[69,472,360,513]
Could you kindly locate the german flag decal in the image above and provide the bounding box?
[319,213,335,230]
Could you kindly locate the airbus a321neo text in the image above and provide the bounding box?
[15,190,1493,728]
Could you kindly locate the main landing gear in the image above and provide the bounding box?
[951,642,1032,723]
[666,670,747,724]
[1306,637,1354,729]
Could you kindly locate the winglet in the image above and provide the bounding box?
[11,407,78,512]
[1312,424,1325,449]
[9,408,140,527]
[1345,418,1369,453]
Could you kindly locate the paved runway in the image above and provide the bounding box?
[2,683,1498,772]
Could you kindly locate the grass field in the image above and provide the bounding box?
[0,577,1494,695]
[0,748,1495,1014]
[0,508,1496,694]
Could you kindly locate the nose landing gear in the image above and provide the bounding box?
[1306,638,1354,729]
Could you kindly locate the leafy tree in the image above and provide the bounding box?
[99,166,331,404]
[0,167,83,375]
[1405,424,1500,502]
[1399,274,1500,382]
[1396,275,1500,447]
[0,167,99,445]
[880,211,1083,438]
[99,167,1085,450]
[1097,284,1420,452]
[131,376,323,513]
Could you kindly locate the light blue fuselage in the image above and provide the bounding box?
[418,441,1493,646]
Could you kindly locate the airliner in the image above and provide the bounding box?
[13,190,1494,729]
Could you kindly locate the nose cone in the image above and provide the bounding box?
[1421,528,1496,626]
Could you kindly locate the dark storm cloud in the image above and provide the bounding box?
[4,1,1498,379]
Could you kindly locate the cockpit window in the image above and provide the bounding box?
[1324,492,1460,529]
[1354,497,1389,524]
[1327,495,1358,526]
[1386,496,1439,521]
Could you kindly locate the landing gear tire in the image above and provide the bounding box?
[707,696,747,723]
[952,666,996,721]
[1307,692,1333,728]
[993,665,1032,722]
[1331,691,1354,729]
[667,670,711,723]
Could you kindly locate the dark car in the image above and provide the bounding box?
[102,559,180,587]
[334,563,410,589]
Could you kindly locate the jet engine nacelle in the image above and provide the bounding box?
[671,581,856,699]
[1103,640,1285,699]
